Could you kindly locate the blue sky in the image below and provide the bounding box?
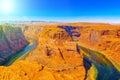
[0,0,120,22]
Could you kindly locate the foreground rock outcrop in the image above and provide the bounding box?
[0,60,85,80]
[0,25,28,65]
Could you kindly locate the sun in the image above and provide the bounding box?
[0,0,14,14]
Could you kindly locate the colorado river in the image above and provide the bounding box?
[79,46,120,80]
[4,39,37,66]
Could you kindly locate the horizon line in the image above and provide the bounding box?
[0,16,120,24]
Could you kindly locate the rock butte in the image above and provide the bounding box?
[0,22,120,80]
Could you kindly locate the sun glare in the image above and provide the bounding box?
[0,1,14,14]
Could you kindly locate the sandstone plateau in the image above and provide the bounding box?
[0,22,120,80]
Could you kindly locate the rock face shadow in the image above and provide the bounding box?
[0,25,28,65]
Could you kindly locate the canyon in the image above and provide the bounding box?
[0,24,28,65]
[0,22,120,80]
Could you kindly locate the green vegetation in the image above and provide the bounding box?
[0,26,3,39]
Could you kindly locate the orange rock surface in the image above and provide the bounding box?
[0,60,85,80]
[0,22,120,80]
[23,25,86,80]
